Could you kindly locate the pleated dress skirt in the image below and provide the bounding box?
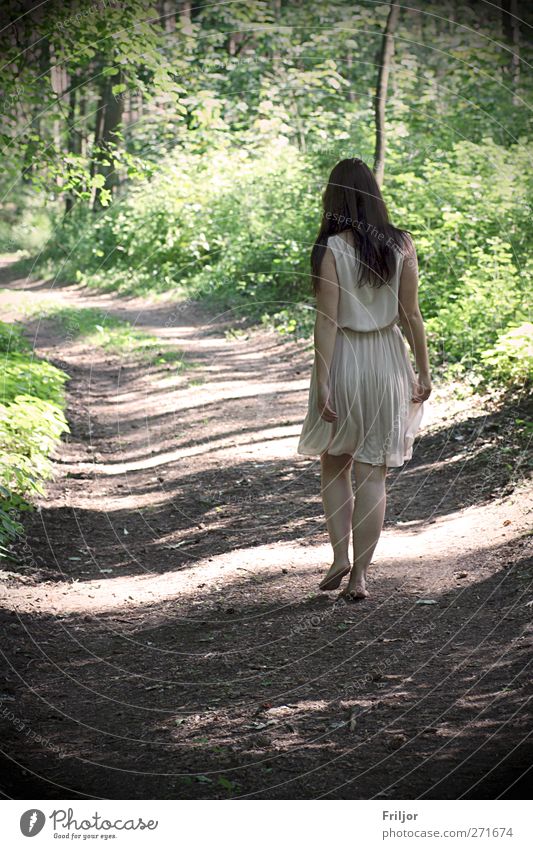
[296,322,424,468]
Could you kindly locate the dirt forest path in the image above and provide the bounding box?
[0,258,532,800]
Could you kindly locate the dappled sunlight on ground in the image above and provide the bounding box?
[3,481,530,618]
[1,264,531,800]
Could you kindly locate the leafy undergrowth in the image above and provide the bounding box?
[30,136,532,395]
[0,320,69,555]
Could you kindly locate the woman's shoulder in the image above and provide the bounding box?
[392,230,414,256]
[327,230,356,251]
[385,232,412,272]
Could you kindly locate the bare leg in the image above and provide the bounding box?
[318,452,354,590]
[346,461,387,598]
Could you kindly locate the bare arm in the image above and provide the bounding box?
[314,245,339,422]
[398,237,432,400]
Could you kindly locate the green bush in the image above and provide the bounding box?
[478,323,533,389]
[0,320,69,557]
[2,352,69,405]
[0,394,69,496]
[40,139,319,314]
[0,202,54,254]
[386,137,532,369]
[36,134,532,391]
[0,319,31,353]
[11,207,53,253]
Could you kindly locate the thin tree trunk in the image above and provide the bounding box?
[89,79,106,184]
[179,0,193,36]
[157,0,175,31]
[49,43,64,188]
[163,0,175,32]
[501,0,520,104]
[35,36,50,139]
[65,77,78,213]
[272,0,281,67]
[373,2,400,188]
[93,70,124,209]
[22,37,49,183]
[79,87,87,158]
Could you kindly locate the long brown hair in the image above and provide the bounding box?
[311,158,411,295]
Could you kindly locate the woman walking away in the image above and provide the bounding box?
[297,158,432,601]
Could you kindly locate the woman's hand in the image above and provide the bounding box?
[317,381,338,422]
[412,371,432,403]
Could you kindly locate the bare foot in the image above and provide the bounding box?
[343,577,369,601]
[319,561,351,592]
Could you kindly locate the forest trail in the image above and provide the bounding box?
[1,258,532,800]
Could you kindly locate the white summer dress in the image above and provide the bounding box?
[296,233,425,468]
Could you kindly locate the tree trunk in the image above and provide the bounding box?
[501,0,520,104]
[373,2,400,188]
[65,77,78,213]
[79,87,87,159]
[179,0,193,36]
[272,0,282,66]
[93,70,124,209]
[22,37,50,184]
[89,78,106,185]
[48,43,65,188]
[157,0,175,31]
[163,0,175,32]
